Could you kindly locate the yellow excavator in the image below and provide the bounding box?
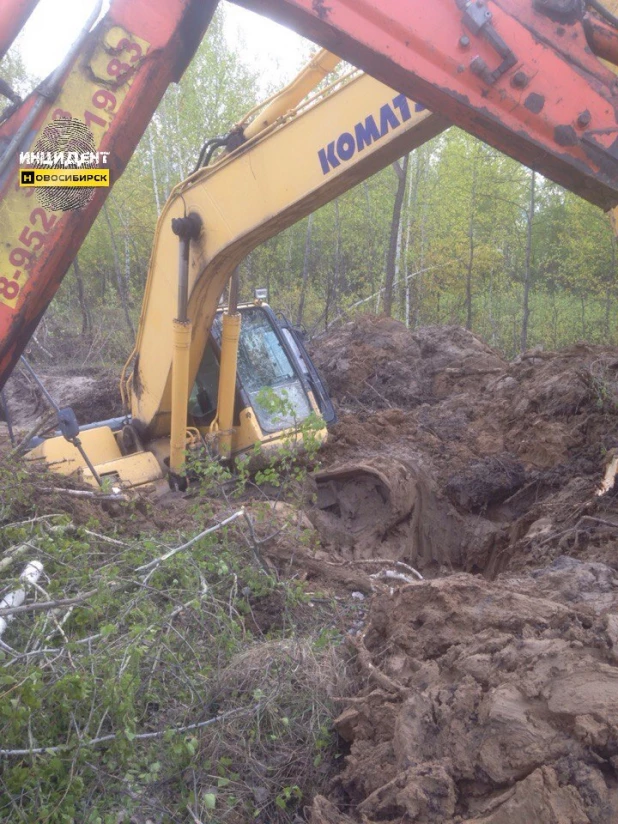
[25,51,447,488]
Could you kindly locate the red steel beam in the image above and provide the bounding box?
[0,0,218,390]
[231,0,618,211]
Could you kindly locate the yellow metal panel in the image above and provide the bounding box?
[82,451,162,488]
[131,72,447,436]
[169,319,192,474]
[229,405,327,456]
[25,427,122,475]
[215,312,242,458]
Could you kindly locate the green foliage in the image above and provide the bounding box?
[253,387,323,486]
[0,440,344,822]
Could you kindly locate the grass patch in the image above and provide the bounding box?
[0,460,350,823]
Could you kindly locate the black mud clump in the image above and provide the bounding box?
[445,453,527,513]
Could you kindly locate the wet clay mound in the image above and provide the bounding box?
[309,317,618,573]
[3,369,122,430]
[311,317,505,412]
[310,558,618,823]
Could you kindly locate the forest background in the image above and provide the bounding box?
[5,5,617,369]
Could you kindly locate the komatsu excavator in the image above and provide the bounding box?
[4,0,618,488]
[24,51,447,486]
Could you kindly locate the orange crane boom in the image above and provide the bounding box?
[230,0,618,210]
[0,0,218,391]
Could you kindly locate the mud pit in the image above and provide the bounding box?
[303,316,618,823]
[308,316,618,576]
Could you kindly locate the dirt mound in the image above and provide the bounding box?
[310,557,618,823]
[312,317,505,412]
[308,317,618,575]
[2,368,122,430]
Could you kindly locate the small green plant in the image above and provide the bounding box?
[275,783,302,811]
[253,386,323,492]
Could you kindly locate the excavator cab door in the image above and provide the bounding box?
[189,303,335,436]
[276,314,336,425]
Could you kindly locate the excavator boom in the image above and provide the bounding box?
[228,0,618,211]
[129,71,447,438]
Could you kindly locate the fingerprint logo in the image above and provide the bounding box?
[31,118,97,211]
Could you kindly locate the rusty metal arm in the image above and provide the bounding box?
[0,0,220,393]
[229,0,618,211]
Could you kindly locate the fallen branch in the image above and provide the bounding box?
[82,529,127,547]
[0,587,100,619]
[5,411,56,461]
[38,488,129,502]
[576,515,618,530]
[0,544,30,574]
[0,514,65,531]
[241,510,270,574]
[362,379,392,408]
[352,632,408,698]
[346,558,423,580]
[0,703,260,757]
[136,509,245,573]
[370,570,419,585]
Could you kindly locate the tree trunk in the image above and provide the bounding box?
[581,294,586,339]
[104,203,135,340]
[384,155,409,317]
[606,236,616,339]
[465,152,478,331]
[402,151,418,327]
[148,128,162,215]
[412,147,429,328]
[329,198,341,326]
[72,255,92,336]
[296,213,313,327]
[363,182,376,295]
[520,169,536,352]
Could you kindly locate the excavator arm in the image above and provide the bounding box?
[27,59,447,484]
[127,68,447,442]
[0,0,218,392]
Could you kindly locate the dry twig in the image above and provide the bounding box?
[0,703,261,757]
[136,509,245,573]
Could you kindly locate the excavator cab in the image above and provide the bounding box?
[186,302,335,457]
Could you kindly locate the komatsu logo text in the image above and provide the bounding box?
[318,94,424,175]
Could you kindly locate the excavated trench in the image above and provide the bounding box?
[301,317,618,823]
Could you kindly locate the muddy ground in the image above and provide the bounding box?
[309,316,618,576]
[303,316,618,823]
[1,364,121,431]
[3,315,618,823]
